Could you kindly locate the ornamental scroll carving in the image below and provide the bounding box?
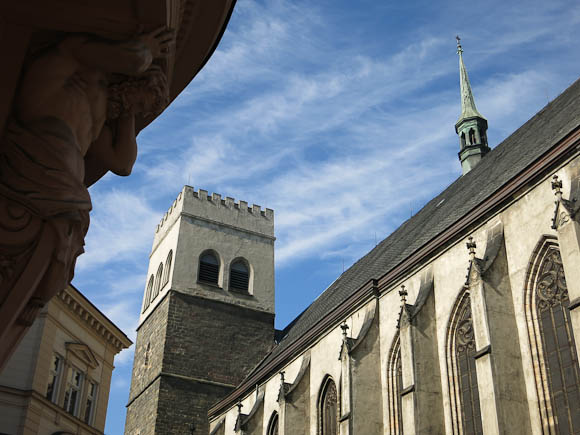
[456,302,475,354]
[536,249,568,312]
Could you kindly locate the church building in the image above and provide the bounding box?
[126,40,580,434]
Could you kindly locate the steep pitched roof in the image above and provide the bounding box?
[273,76,580,361]
[212,77,580,415]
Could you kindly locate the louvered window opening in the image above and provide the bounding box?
[199,254,219,284]
[230,262,249,293]
[536,249,580,434]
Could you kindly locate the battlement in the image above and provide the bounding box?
[152,185,274,252]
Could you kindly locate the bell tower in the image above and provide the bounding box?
[455,36,490,175]
[125,186,275,435]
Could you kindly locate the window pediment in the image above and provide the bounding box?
[66,342,99,369]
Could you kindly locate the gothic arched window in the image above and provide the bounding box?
[229,259,249,293]
[267,412,279,435]
[142,275,154,312]
[446,291,483,435]
[461,132,466,149]
[469,128,476,145]
[386,333,402,434]
[525,237,580,433]
[199,251,220,285]
[162,250,172,288]
[318,376,338,435]
[153,263,163,300]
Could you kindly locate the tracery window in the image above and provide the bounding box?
[267,412,279,435]
[229,259,249,293]
[162,250,173,288]
[143,275,154,312]
[386,333,402,434]
[199,251,220,285]
[447,291,483,435]
[319,376,338,435]
[153,263,163,300]
[525,237,580,433]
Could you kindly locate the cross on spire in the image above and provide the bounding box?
[456,35,463,54]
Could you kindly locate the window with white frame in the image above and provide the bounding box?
[83,380,98,425]
[63,367,84,416]
[46,353,64,403]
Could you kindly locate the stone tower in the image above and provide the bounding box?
[455,37,490,174]
[125,186,275,435]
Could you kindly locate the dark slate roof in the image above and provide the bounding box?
[262,77,580,374]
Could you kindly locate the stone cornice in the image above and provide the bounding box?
[57,286,132,353]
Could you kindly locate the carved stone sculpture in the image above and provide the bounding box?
[0,28,173,364]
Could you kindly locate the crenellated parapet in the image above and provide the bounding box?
[153,185,274,251]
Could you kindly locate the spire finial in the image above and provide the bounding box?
[340,320,349,338]
[399,285,408,305]
[456,35,463,54]
[466,236,477,260]
[552,174,563,200]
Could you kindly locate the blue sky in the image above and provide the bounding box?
[71,0,580,432]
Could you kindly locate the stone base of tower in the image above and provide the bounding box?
[125,290,274,435]
[125,375,233,434]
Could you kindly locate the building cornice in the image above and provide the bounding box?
[57,286,132,353]
[208,124,580,417]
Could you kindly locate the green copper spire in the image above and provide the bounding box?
[454,36,490,175]
[456,36,485,123]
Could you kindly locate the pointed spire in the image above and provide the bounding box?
[454,37,490,175]
[456,36,485,123]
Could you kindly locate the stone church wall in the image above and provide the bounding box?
[210,154,580,435]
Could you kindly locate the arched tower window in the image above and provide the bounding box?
[446,291,483,435]
[153,263,163,300]
[318,376,338,435]
[142,275,154,312]
[267,412,279,435]
[460,132,466,149]
[162,250,173,288]
[524,237,580,433]
[469,128,476,145]
[199,251,220,285]
[230,259,249,293]
[386,333,402,434]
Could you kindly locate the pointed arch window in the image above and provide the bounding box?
[267,412,279,435]
[142,275,154,312]
[230,259,249,293]
[162,250,173,288]
[460,132,466,149]
[525,237,580,433]
[318,376,338,435]
[153,263,163,300]
[199,251,220,285]
[386,333,402,434]
[469,128,476,145]
[447,291,483,435]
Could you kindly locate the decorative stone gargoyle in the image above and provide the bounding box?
[0,28,174,365]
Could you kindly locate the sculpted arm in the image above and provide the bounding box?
[60,28,174,75]
[84,114,137,186]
